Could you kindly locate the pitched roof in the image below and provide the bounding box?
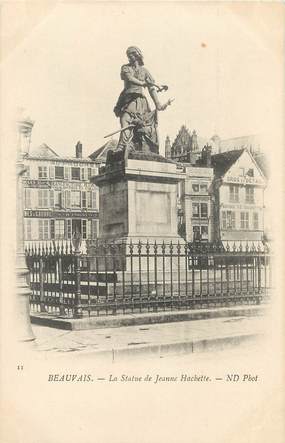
[29,143,59,158]
[211,149,244,178]
[172,125,192,149]
[252,152,269,178]
[89,139,118,161]
[219,134,259,152]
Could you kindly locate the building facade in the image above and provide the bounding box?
[176,147,266,247]
[181,165,214,242]
[23,142,99,248]
[211,149,266,247]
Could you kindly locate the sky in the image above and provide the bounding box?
[1,2,283,158]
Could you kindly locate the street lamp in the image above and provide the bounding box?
[15,116,35,343]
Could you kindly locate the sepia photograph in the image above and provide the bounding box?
[0,2,284,443]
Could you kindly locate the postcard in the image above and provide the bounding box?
[1,2,284,443]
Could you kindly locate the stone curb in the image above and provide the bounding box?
[70,332,264,362]
[31,305,267,331]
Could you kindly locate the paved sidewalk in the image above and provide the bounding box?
[32,312,266,361]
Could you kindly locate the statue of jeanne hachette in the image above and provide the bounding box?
[111,46,173,158]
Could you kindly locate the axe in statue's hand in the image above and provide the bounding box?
[146,80,169,93]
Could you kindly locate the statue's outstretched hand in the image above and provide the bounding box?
[157,98,175,111]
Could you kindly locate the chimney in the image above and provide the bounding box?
[202,144,212,167]
[76,141,82,158]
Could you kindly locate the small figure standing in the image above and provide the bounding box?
[113,46,172,156]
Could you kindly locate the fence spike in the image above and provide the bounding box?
[146,239,150,254]
[154,240,158,254]
[177,241,181,254]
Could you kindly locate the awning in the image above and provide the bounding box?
[221,240,265,252]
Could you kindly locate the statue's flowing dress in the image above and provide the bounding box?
[113,64,159,154]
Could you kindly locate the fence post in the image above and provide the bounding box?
[39,256,45,313]
[72,233,82,318]
[58,256,65,315]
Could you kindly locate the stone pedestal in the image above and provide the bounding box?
[90,154,186,274]
[93,154,185,241]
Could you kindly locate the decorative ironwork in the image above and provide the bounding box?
[26,241,272,318]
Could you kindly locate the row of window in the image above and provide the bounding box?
[193,225,208,240]
[25,189,97,210]
[192,203,208,218]
[229,185,255,204]
[25,165,96,181]
[25,218,98,241]
[221,211,259,230]
[192,183,208,193]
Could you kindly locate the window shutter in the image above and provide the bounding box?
[25,189,30,208]
[38,190,41,208]
[30,189,35,209]
[80,168,86,181]
[38,220,43,240]
[65,190,71,208]
[50,189,54,207]
[61,191,65,208]
[50,220,55,239]
[64,166,70,180]
[31,219,37,240]
[92,219,98,238]
[66,220,72,239]
[232,212,236,229]
[92,191,97,209]
[49,166,54,179]
[87,191,92,208]
[58,192,62,208]
[82,191,87,208]
[87,220,91,239]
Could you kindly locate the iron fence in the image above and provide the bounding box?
[26,240,272,318]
